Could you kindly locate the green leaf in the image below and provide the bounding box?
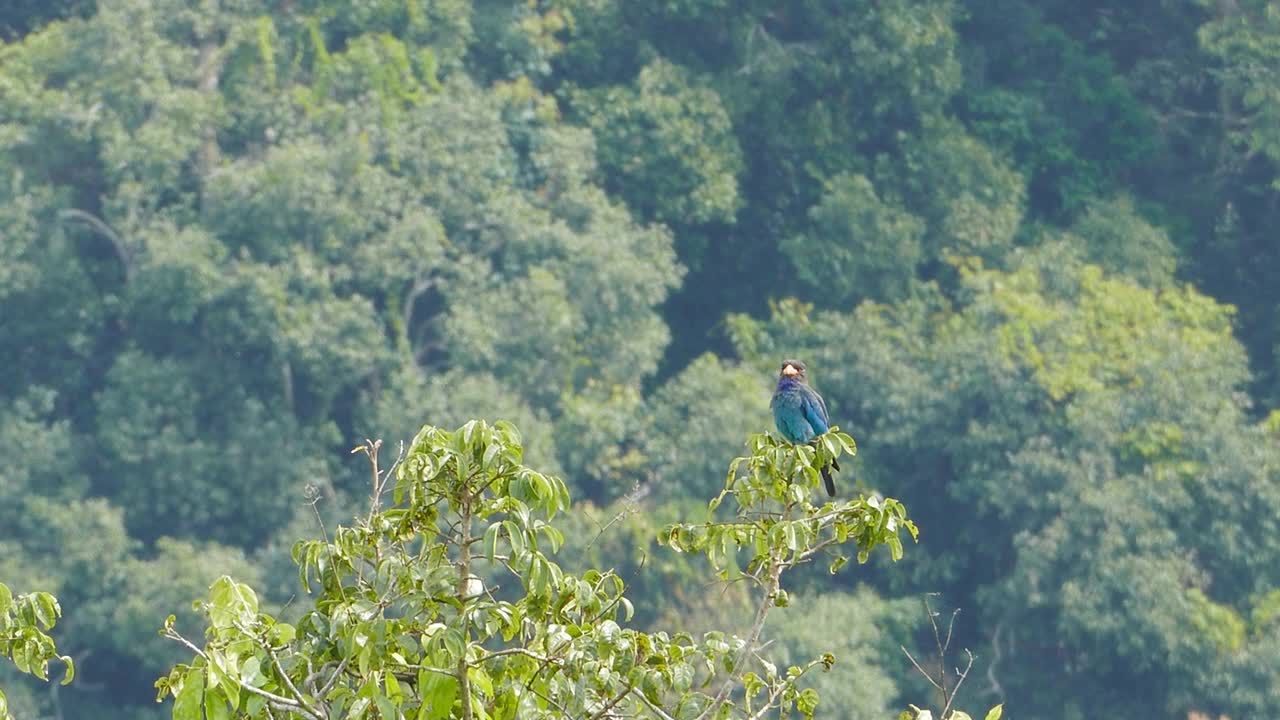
[375,691,397,720]
[983,704,1004,720]
[889,535,904,562]
[273,622,297,644]
[240,656,263,687]
[484,522,501,564]
[418,672,458,720]
[468,667,494,698]
[58,655,74,685]
[386,670,403,701]
[797,687,820,718]
[205,686,232,720]
[672,662,694,693]
[33,593,59,630]
[173,667,205,720]
[442,628,465,662]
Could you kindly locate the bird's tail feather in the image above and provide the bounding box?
[821,463,836,497]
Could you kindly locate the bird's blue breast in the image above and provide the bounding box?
[772,379,827,444]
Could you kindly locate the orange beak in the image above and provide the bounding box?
[782,364,800,377]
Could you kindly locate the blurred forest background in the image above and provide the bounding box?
[4,0,1280,718]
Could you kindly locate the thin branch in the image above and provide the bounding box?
[457,480,475,720]
[524,682,575,717]
[395,663,457,678]
[364,438,386,518]
[57,209,133,282]
[939,650,975,720]
[585,501,639,551]
[630,686,679,720]
[923,595,949,705]
[303,660,339,695]
[900,646,945,694]
[264,643,319,718]
[943,608,959,656]
[795,535,842,563]
[587,681,635,720]
[745,659,825,720]
[697,539,785,720]
[477,647,553,664]
[163,629,320,720]
[301,656,316,694]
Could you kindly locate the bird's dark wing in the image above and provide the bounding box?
[798,385,830,436]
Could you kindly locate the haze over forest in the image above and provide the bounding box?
[4,1,1280,718]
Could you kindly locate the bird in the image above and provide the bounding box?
[771,359,839,496]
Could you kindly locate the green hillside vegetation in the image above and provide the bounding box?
[2,1,1280,718]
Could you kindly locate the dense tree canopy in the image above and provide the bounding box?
[3,0,1280,718]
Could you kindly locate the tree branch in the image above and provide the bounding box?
[457,479,475,720]
[587,680,634,720]
[162,629,321,720]
[940,649,975,720]
[57,209,133,282]
[630,686,678,720]
[697,546,784,720]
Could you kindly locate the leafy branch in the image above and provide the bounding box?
[662,430,917,720]
[0,583,75,720]
[156,421,916,720]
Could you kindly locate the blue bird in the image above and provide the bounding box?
[771,359,839,496]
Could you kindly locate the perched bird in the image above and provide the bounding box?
[771,359,839,496]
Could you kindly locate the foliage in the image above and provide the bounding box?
[569,59,743,226]
[5,0,1280,716]
[729,251,1280,717]
[156,420,913,720]
[883,116,1025,266]
[644,354,770,500]
[782,173,924,305]
[766,589,915,720]
[0,583,73,720]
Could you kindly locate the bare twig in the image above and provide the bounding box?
[940,650,975,720]
[363,438,385,518]
[585,500,640,551]
[924,596,948,702]
[902,594,981,720]
[901,646,945,694]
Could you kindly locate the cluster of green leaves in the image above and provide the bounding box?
[0,583,72,720]
[156,421,914,720]
[668,431,911,571]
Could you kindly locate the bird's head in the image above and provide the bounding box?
[779,359,807,381]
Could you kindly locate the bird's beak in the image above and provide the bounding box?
[782,365,799,377]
